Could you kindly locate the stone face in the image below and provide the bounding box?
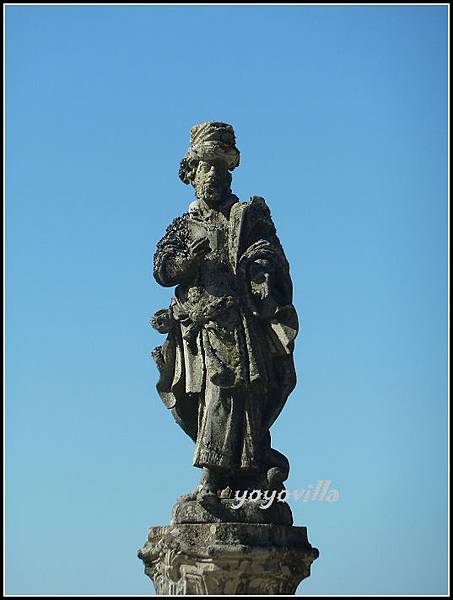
[138,523,319,595]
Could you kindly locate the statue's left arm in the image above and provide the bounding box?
[237,196,298,354]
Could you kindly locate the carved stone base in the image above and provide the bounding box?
[172,497,293,526]
[138,522,319,595]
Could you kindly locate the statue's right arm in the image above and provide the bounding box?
[152,214,194,287]
[153,215,210,287]
[153,247,196,287]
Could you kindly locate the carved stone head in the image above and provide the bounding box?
[179,122,240,205]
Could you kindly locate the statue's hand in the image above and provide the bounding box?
[150,308,174,333]
[151,345,165,369]
[188,237,211,261]
[157,238,210,286]
[249,259,278,319]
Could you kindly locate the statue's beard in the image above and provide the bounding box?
[197,181,227,206]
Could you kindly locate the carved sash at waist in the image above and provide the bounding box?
[171,288,241,350]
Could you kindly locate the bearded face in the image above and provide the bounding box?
[193,160,230,206]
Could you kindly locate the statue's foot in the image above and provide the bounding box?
[197,486,220,510]
[177,484,219,507]
[196,472,220,509]
[219,485,232,499]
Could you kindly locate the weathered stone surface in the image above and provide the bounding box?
[140,122,318,594]
[150,121,298,507]
[171,497,293,526]
[138,523,319,595]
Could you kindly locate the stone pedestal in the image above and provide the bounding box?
[138,522,319,595]
[172,496,293,526]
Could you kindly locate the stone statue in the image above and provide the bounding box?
[139,123,319,594]
[150,121,298,513]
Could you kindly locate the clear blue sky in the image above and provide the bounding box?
[5,5,448,595]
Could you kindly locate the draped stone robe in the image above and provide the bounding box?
[152,194,298,478]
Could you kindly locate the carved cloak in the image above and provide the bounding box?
[152,196,298,470]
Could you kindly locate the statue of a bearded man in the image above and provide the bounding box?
[151,122,298,510]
